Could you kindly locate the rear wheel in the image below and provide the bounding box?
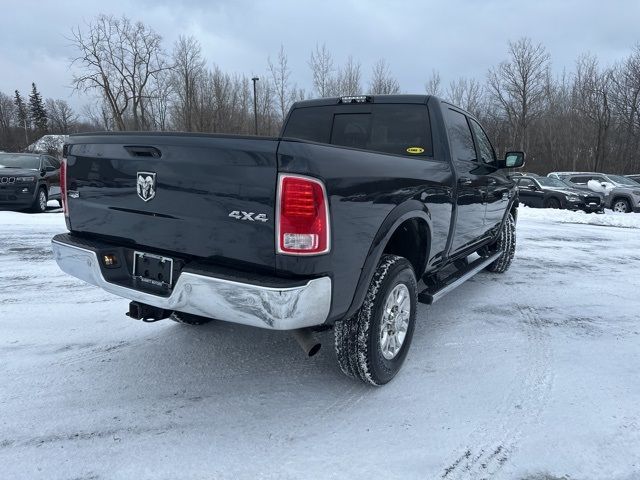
[31,188,47,213]
[485,213,516,274]
[334,254,417,386]
[170,312,214,325]
[612,198,631,213]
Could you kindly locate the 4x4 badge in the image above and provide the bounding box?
[137,172,156,202]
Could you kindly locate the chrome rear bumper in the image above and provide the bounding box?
[51,237,332,330]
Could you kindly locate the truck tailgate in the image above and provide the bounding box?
[66,133,278,270]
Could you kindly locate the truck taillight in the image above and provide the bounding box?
[277,174,330,255]
[60,157,68,218]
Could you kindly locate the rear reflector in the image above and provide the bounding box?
[277,174,330,255]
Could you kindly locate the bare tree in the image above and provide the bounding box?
[609,44,640,171]
[446,77,483,115]
[268,45,293,122]
[573,54,611,171]
[369,59,400,94]
[147,72,172,131]
[487,37,550,150]
[46,99,77,133]
[425,70,442,97]
[70,14,171,131]
[82,101,113,131]
[0,92,15,135]
[336,56,362,96]
[309,44,335,97]
[170,35,205,131]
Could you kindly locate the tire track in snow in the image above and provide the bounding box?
[440,304,553,480]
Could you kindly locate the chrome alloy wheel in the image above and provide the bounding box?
[379,283,411,360]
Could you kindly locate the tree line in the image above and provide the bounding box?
[0,14,638,174]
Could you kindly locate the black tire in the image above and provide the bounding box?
[485,213,516,274]
[545,197,561,209]
[612,198,631,213]
[57,199,63,208]
[31,188,47,213]
[170,312,214,325]
[334,254,417,386]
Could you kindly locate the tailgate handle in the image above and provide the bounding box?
[124,146,162,158]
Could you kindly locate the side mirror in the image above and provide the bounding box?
[496,151,525,169]
[527,184,538,191]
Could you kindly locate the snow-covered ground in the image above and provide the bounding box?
[1,208,639,480]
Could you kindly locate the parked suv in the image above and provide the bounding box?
[515,176,603,212]
[548,172,640,213]
[0,153,61,212]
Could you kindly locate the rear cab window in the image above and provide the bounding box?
[282,104,433,158]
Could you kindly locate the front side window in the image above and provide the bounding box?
[445,108,476,162]
[469,119,496,165]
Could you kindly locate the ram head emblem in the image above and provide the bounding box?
[136,172,156,202]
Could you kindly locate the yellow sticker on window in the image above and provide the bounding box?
[406,147,424,154]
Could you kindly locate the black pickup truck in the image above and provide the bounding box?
[52,95,524,385]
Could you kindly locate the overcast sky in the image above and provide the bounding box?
[1,0,638,111]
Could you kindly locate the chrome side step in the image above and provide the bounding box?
[418,252,502,305]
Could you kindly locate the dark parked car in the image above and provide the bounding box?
[52,94,525,385]
[515,176,603,212]
[0,152,61,212]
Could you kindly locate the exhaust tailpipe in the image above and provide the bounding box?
[126,301,172,322]
[291,328,321,357]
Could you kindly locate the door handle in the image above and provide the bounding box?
[124,145,162,158]
[458,177,472,186]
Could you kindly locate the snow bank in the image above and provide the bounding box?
[519,206,640,229]
[0,210,65,227]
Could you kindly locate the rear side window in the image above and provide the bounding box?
[283,104,432,157]
[445,109,476,162]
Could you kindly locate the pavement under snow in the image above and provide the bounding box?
[1,206,639,480]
